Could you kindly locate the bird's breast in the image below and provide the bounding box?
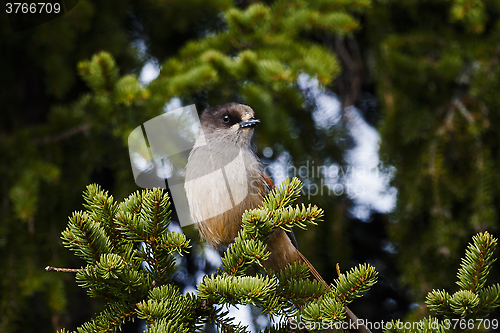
[185,143,266,248]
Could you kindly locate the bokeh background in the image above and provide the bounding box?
[1,0,500,331]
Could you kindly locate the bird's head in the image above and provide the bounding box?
[200,103,260,147]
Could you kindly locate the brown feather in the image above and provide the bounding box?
[261,173,275,190]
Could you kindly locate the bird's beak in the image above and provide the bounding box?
[239,118,260,128]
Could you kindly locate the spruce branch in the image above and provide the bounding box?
[275,262,326,305]
[270,203,323,231]
[198,274,278,309]
[294,263,377,330]
[76,253,149,301]
[83,184,120,249]
[58,301,136,333]
[424,231,500,323]
[221,233,271,276]
[333,263,379,305]
[280,279,327,305]
[61,210,112,264]
[136,285,197,329]
[55,180,377,332]
[456,231,497,293]
[116,188,187,285]
[138,188,171,239]
[299,295,346,327]
[161,231,191,256]
[276,261,312,283]
[241,177,323,239]
[55,187,197,332]
[198,301,250,333]
[241,208,274,241]
[390,232,500,333]
[262,177,302,211]
[449,290,479,317]
[114,191,146,242]
[426,289,454,316]
[144,318,190,333]
[477,283,500,316]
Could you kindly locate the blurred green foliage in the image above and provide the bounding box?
[364,0,500,306]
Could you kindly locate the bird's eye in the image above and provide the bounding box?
[222,115,230,123]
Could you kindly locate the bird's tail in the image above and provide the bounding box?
[296,250,328,288]
[296,250,372,333]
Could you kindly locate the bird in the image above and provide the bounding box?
[184,103,370,333]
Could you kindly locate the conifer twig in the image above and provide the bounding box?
[35,123,91,146]
[45,266,82,273]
